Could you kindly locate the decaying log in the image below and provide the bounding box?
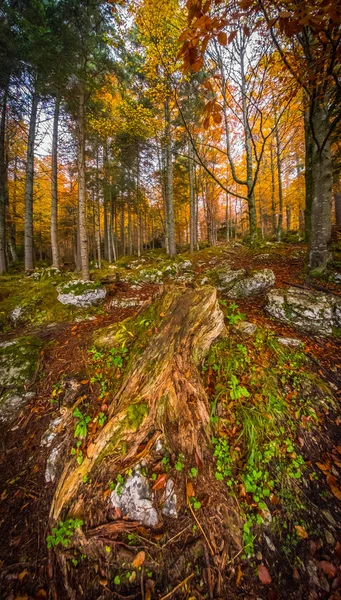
[50,285,225,522]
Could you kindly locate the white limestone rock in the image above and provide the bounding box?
[57,280,106,307]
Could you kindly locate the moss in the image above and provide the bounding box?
[0,336,43,391]
[125,402,149,430]
[58,279,102,296]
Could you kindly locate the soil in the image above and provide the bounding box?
[0,243,340,600]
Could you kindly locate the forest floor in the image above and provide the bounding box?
[0,240,341,600]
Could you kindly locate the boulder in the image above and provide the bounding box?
[57,280,106,307]
[227,269,275,298]
[216,268,246,290]
[0,337,42,423]
[277,337,302,347]
[265,287,341,335]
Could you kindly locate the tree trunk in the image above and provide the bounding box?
[334,176,341,230]
[50,285,225,522]
[95,147,101,269]
[24,89,39,271]
[77,85,89,280]
[304,107,313,243]
[189,144,195,253]
[0,87,8,274]
[286,206,292,231]
[275,123,283,242]
[164,97,176,257]
[51,96,60,269]
[270,142,277,236]
[308,104,333,271]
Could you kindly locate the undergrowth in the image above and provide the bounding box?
[203,315,332,558]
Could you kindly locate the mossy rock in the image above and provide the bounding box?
[57,280,106,307]
[0,336,43,391]
[93,317,135,348]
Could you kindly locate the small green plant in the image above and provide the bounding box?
[109,473,125,495]
[46,518,83,549]
[175,453,185,471]
[114,575,121,585]
[97,412,107,427]
[225,303,245,325]
[190,467,198,478]
[73,407,91,439]
[229,374,250,400]
[190,496,201,510]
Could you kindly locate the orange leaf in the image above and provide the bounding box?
[316,462,329,472]
[257,564,272,585]
[319,561,337,578]
[132,551,145,568]
[217,31,227,46]
[330,484,341,500]
[295,525,308,539]
[186,481,195,497]
[152,473,167,490]
[326,474,337,486]
[81,380,89,385]
[236,564,243,586]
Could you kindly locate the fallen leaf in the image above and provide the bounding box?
[326,474,337,486]
[330,485,341,500]
[295,525,309,539]
[35,590,47,599]
[81,380,89,385]
[335,541,341,559]
[316,462,330,473]
[186,481,195,497]
[152,473,167,490]
[236,564,243,586]
[257,564,272,585]
[132,551,145,568]
[18,569,29,580]
[319,561,337,578]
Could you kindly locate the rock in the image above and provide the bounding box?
[200,277,209,285]
[57,280,106,307]
[110,470,158,527]
[277,337,302,347]
[45,444,63,483]
[265,287,341,335]
[162,479,177,518]
[216,268,246,290]
[41,416,63,447]
[227,269,275,299]
[264,534,276,552]
[10,306,24,326]
[0,393,25,423]
[235,321,257,337]
[0,336,42,391]
[109,298,144,309]
[137,269,163,284]
[179,260,192,271]
[255,254,271,261]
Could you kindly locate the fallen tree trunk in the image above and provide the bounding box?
[50,285,225,523]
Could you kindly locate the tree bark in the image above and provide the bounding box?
[51,95,60,269]
[304,107,313,243]
[334,176,341,230]
[164,97,176,257]
[0,87,8,274]
[308,104,333,270]
[24,89,39,271]
[50,285,225,522]
[77,85,89,280]
[189,143,195,253]
[275,122,283,242]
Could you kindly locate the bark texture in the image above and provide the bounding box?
[50,285,225,522]
[24,90,39,271]
[77,86,89,280]
[51,96,60,269]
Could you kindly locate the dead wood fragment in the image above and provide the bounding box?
[87,520,140,538]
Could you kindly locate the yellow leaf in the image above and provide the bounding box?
[295,525,308,538]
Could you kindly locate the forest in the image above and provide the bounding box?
[0,0,341,599]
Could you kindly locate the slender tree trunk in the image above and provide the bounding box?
[304,107,313,243]
[275,123,283,242]
[0,87,8,274]
[136,148,141,257]
[240,48,257,243]
[95,146,101,269]
[335,176,341,230]
[127,174,133,255]
[189,144,195,253]
[24,89,39,271]
[120,196,125,256]
[286,206,291,231]
[51,95,60,268]
[270,142,277,235]
[164,97,176,256]
[77,85,89,280]
[308,103,332,270]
